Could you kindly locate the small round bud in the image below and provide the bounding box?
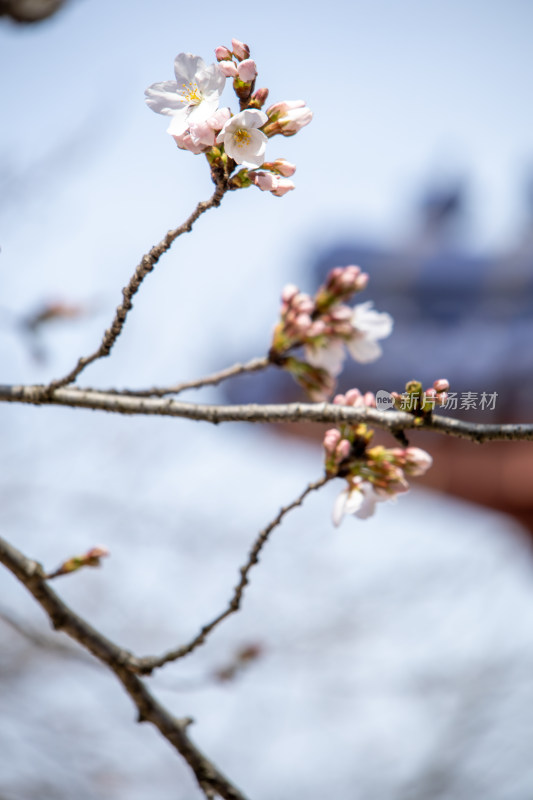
[433,378,450,392]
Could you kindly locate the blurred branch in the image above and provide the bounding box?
[45,179,228,392]
[0,536,249,800]
[0,604,94,665]
[0,0,66,23]
[1,383,533,442]
[132,475,331,675]
[108,355,271,398]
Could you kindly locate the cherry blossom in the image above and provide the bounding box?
[145,52,225,138]
[216,109,268,168]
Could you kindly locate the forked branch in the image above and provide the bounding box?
[0,535,249,800]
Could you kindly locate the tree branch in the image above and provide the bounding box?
[45,180,227,392]
[1,382,533,442]
[0,536,249,800]
[133,475,331,674]
[95,355,271,398]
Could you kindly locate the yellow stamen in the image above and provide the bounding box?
[180,81,201,105]
[233,129,251,148]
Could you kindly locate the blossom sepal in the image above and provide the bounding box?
[228,169,253,189]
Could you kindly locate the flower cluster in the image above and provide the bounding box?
[269,266,393,400]
[145,39,312,196]
[323,390,433,525]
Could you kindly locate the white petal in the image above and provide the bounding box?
[332,487,349,526]
[351,302,393,339]
[305,340,345,377]
[196,63,226,95]
[174,53,206,85]
[186,97,220,126]
[166,110,191,137]
[344,486,365,515]
[236,109,268,129]
[145,81,185,115]
[354,483,380,519]
[346,334,383,364]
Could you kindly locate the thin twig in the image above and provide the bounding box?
[132,475,332,674]
[91,355,271,398]
[45,180,227,392]
[0,536,249,800]
[1,383,533,442]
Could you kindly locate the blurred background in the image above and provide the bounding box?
[1,1,533,798]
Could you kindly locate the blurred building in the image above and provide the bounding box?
[309,181,533,532]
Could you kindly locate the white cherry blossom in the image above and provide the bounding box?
[145,52,225,138]
[216,109,268,168]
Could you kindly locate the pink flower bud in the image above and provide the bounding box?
[363,392,376,407]
[339,265,361,288]
[262,159,296,177]
[172,130,207,154]
[86,545,109,559]
[295,313,312,331]
[281,284,299,303]
[308,320,326,337]
[266,100,307,117]
[345,388,363,406]
[271,177,295,197]
[333,393,347,406]
[215,45,232,61]
[250,171,277,192]
[355,272,369,291]
[232,38,250,60]
[189,121,216,147]
[251,87,269,107]
[389,448,405,461]
[327,267,344,283]
[250,169,295,197]
[264,101,313,136]
[323,428,341,453]
[219,61,238,78]
[403,447,433,476]
[433,378,450,392]
[329,305,352,322]
[279,105,313,135]
[293,293,314,314]
[237,59,257,82]
[336,439,352,461]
